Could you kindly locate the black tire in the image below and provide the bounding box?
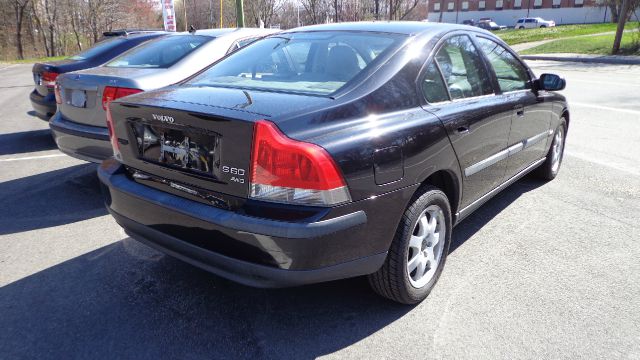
[536,119,566,180]
[518,26,525,29]
[368,186,452,304]
[540,25,547,28]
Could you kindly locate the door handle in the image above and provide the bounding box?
[456,126,469,134]
[513,105,525,117]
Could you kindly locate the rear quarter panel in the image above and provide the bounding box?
[277,38,463,209]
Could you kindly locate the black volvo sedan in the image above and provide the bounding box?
[99,22,568,304]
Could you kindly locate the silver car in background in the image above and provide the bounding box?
[50,28,278,163]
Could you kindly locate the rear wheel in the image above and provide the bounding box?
[518,26,525,29]
[536,119,566,180]
[540,25,547,28]
[368,186,452,304]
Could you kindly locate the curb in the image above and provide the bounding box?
[521,54,640,65]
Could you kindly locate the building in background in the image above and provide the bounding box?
[427,0,612,25]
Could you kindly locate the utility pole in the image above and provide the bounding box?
[612,0,630,54]
[236,0,245,27]
[220,0,223,27]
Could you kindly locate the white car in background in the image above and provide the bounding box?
[515,17,556,29]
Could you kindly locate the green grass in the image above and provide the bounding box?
[520,32,640,55]
[3,56,68,64]
[496,22,639,45]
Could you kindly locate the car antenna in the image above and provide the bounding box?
[189,25,196,34]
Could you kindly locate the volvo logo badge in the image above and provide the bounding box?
[152,114,175,123]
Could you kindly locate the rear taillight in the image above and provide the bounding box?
[54,83,62,104]
[102,86,143,110]
[102,87,142,161]
[249,120,351,206]
[41,71,58,88]
[105,104,122,161]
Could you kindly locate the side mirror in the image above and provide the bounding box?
[537,73,566,91]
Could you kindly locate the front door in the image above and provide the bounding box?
[420,34,513,209]
[475,36,552,178]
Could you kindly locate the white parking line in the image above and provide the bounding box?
[0,154,66,162]
[571,102,640,116]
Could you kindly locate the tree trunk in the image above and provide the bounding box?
[13,1,29,60]
[71,13,83,52]
[612,0,630,53]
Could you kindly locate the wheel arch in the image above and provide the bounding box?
[562,108,570,131]
[416,169,461,219]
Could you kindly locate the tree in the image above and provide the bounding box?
[612,0,631,53]
[300,0,329,24]
[603,0,640,23]
[246,0,281,28]
[12,0,31,59]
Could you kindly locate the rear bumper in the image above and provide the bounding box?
[97,159,402,288]
[29,89,56,120]
[49,111,112,163]
[113,211,385,288]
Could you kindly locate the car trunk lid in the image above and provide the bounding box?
[108,86,332,200]
[57,68,162,128]
[32,60,76,96]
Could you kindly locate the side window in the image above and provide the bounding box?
[422,62,450,103]
[434,35,493,100]
[227,42,240,54]
[476,37,530,92]
[238,37,258,48]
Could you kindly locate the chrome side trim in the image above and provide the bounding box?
[455,157,547,224]
[464,129,551,177]
[523,129,553,150]
[464,147,510,177]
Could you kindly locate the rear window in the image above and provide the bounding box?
[69,37,127,61]
[186,32,406,96]
[106,35,212,69]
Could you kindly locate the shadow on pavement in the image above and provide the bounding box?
[0,175,547,358]
[0,129,56,156]
[26,110,52,121]
[0,238,413,359]
[450,176,546,253]
[0,163,107,235]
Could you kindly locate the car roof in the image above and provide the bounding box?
[95,31,167,44]
[282,21,478,37]
[187,28,279,38]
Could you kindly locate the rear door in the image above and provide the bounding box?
[421,34,513,209]
[475,36,552,177]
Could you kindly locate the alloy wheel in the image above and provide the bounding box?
[406,205,446,288]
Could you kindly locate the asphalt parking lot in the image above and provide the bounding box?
[1,62,639,359]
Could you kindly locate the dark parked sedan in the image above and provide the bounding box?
[29,31,166,119]
[99,22,568,304]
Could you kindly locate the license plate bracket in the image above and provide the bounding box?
[136,123,220,177]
